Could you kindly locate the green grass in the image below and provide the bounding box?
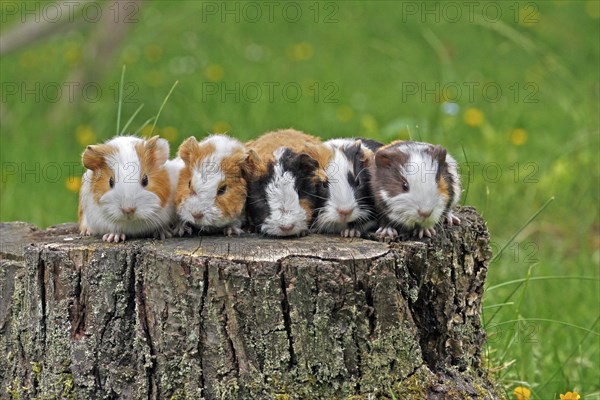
[1,1,598,398]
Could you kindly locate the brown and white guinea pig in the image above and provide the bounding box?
[311,138,383,237]
[245,129,331,237]
[78,135,178,242]
[174,134,258,236]
[369,141,461,239]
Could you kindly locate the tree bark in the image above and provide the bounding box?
[0,207,500,399]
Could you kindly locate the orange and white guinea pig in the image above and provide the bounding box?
[174,134,258,236]
[78,135,180,242]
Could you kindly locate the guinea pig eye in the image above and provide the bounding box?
[403,182,409,192]
[109,176,115,188]
[321,181,329,189]
[217,184,227,196]
[141,174,149,187]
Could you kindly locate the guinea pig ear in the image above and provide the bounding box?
[145,136,170,167]
[241,149,264,180]
[82,144,113,170]
[375,147,407,168]
[178,136,198,165]
[431,145,447,165]
[294,153,319,175]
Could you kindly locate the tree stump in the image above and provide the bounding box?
[0,207,500,399]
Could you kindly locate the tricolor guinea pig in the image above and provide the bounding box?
[311,138,383,237]
[78,135,177,242]
[369,141,461,239]
[245,129,330,237]
[174,134,258,236]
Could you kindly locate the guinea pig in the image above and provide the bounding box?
[311,138,383,237]
[78,135,177,242]
[245,129,331,237]
[174,134,259,236]
[369,140,461,239]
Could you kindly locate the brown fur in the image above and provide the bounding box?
[438,174,450,200]
[299,198,314,224]
[135,137,170,207]
[81,144,117,203]
[175,136,255,217]
[246,129,322,162]
[247,129,332,183]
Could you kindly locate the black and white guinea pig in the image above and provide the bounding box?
[311,138,383,237]
[369,140,461,239]
[245,129,330,237]
[78,135,178,242]
[174,134,259,236]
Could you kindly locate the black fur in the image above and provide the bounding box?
[245,148,328,234]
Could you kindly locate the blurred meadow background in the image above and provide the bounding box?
[1,0,598,398]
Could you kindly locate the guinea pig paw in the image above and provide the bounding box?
[341,228,361,238]
[175,222,192,237]
[81,227,92,236]
[376,226,398,239]
[447,213,461,226]
[415,228,436,239]
[298,230,309,237]
[103,233,126,243]
[224,226,244,236]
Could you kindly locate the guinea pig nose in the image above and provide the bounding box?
[193,212,204,220]
[418,209,432,218]
[337,208,353,217]
[279,224,295,232]
[121,207,136,216]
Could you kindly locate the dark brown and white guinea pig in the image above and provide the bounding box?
[78,135,177,242]
[245,129,331,237]
[369,140,461,239]
[311,138,383,237]
[174,134,259,236]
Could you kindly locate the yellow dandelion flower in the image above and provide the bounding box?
[560,392,580,400]
[212,121,231,134]
[76,125,96,147]
[161,126,179,142]
[464,107,484,127]
[510,128,528,146]
[513,386,531,400]
[288,42,314,61]
[336,105,354,123]
[204,64,225,82]
[144,70,165,88]
[145,44,163,63]
[20,51,37,69]
[64,45,81,66]
[141,125,159,138]
[586,0,599,19]
[65,176,82,193]
[361,114,378,135]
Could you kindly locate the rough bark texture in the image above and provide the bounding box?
[0,207,500,399]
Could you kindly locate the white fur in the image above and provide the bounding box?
[313,139,370,234]
[381,147,446,230]
[80,136,176,241]
[261,152,308,236]
[177,135,245,232]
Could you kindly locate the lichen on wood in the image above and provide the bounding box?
[0,207,500,399]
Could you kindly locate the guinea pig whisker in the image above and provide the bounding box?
[303,191,328,201]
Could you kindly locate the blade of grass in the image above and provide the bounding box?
[491,196,554,263]
[487,275,599,291]
[483,302,515,310]
[133,117,156,136]
[149,80,179,137]
[539,316,600,392]
[116,65,126,134]
[460,145,470,206]
[120,104,144,135]
[492,319,600,337]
